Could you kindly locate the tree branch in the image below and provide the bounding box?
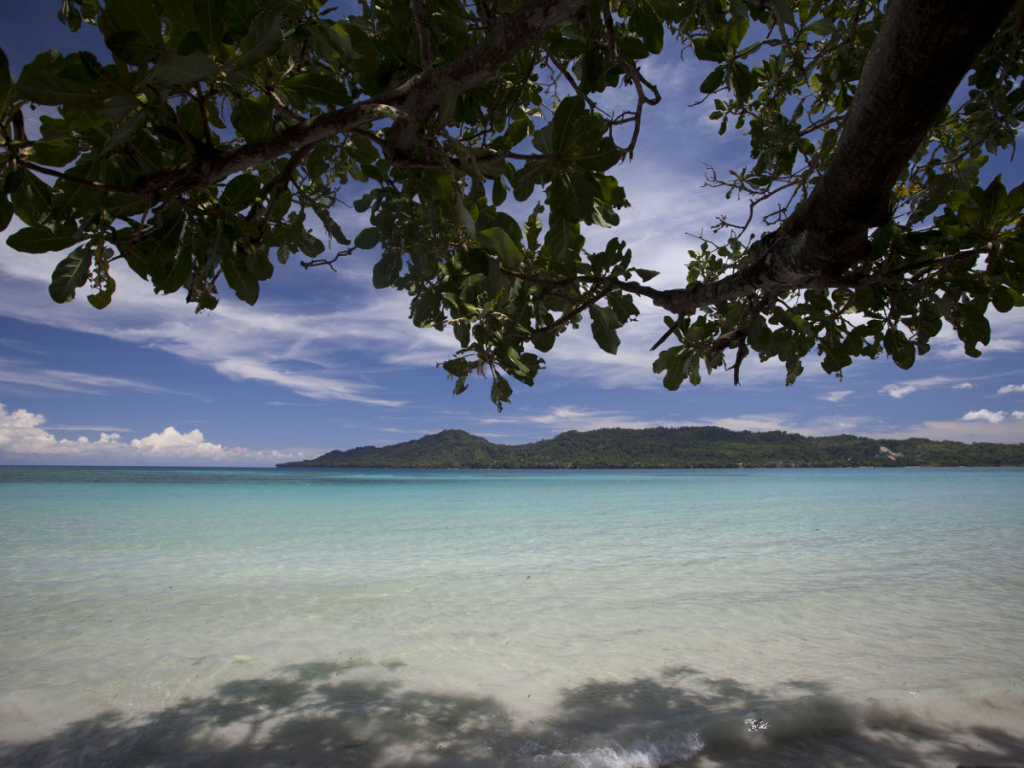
[127,0,589,202]
[655,0,1015,317]
[411,0,433,69]
[15,158,134,194]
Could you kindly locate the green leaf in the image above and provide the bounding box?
[692,36,726,62]
[490,372,513,411]
[221,253,259,305]
[589,305,621,354]
[7,227,88,254]
[884,328,916,370]
[475,227,522,269]
[87,276,116,309]
[280,73,349,106]
[991,285,1015,313]
[230,95,272,143]
[193,0,224,48]
[372,251,402,288]
[104,30,151,65]
[49,247,93,303]
[654,348,687,391]
[771,0,797,29]
[27,139,80,167]
[152,53,219,86]
[455,195,475,235]
[544,217,580,264]
[221,174,261,209]
[700,65,725,94]
[105,0,163,50]
[436,89,458,128]
[785,358,803,385]
[957,302,991,351]
[16,72,109,106]
[634,268,659,282]
[329,23,358,58]
[354,227,380,249]
[236,12,283,68]
[0,196,12,232]
[9,169,52,219]
[58,1,84,32]
[0,48,11,112]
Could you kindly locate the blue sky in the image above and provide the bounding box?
[1,7,1023,466]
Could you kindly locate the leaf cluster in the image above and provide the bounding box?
[1,0,1021,406]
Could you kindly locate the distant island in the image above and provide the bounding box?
[277,427,1024,469]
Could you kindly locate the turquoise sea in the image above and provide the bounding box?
[1,466,1022,766]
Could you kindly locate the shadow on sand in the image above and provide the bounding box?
[3,660,1023,767]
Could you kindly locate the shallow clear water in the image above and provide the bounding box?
[1,467,1022,766]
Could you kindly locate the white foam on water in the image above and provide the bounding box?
[530,733,704,767]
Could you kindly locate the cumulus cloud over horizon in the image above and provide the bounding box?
[961,409,1024,424]
[0,404,307,465]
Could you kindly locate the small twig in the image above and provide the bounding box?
[15,159,134,194]
[301,246,357,271]
[516,283,616,340]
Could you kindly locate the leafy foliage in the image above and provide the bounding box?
[1,0,1022,408]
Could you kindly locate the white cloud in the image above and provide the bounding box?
[0,240,444,405]
[872,417,1024,443]
[933,308,1024,359]
[704,414,791,432]
[879,383,917,398]
[818,390,854,402]
[997,384,1024,395]
[48,424,134,432]
[962,409,1014,424]
[481,406,801,435]
[0,403,308,465]
[129,427,229,458]
[878,376,954,398]
[0,361,181,395]
[212,357,405,406]
[952,382,974,390]
[479,405,701,432]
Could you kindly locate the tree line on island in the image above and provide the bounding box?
[277,427,1024,469]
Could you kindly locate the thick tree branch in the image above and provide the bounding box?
[654,0,1015,317]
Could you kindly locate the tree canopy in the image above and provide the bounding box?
[1,0,1022,408]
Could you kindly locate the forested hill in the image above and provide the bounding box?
[277,427,1024,469]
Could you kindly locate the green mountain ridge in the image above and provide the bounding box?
[277,427,1024,468]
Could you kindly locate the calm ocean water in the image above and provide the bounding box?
[0,466,1022,766]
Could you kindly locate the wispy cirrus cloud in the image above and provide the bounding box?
[0,240,448,406]
[878,376,956,398]
[0,359,182,396]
